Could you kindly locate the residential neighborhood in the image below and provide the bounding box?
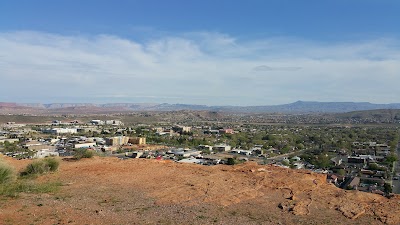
[1,116,399,197]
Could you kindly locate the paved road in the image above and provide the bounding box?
[261,149,308,165]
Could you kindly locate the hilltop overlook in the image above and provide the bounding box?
[1,156,399,224]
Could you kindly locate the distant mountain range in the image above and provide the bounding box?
[1,101,400,114]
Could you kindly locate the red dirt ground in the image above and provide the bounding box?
[1,156,400,225]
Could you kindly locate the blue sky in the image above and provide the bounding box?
[1,0,400,105]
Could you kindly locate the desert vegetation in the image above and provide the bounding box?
[0,157,61,197]
[0,160,15,185]
[21,157,60,176]
[73,149,94,160]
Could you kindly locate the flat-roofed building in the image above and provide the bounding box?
[213,144,232,152]
[74,142,96,149]
[106,136,129,146]
[47,128,78,134]
[129,137,146,145]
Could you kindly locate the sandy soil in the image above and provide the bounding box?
[1,156,399,225]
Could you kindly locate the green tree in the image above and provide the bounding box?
[384,183,393,194]
[227,158,236,165]
[386,154,398,164]
[336,169,346,176]
[296,143,305,150]
[315,154,331,169]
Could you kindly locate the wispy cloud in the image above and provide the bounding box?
[252,65,302,72]
[0,30,399,105]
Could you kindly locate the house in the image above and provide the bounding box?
[172,126,191,134]
[376,147,391,157]
[213,144,231,152]
[340,177,360,190]
[219,128,234,134]
[330,156,343,166]
[327,174,339,184]
[251,147,264,155]
[198,145,212,151]
[347,157,366,164]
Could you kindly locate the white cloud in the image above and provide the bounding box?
[252,65,302,72]
[0,30,399,105]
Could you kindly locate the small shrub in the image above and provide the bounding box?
[83,150,94,158]
[0,162,16,184]
[44,157,60,172]
[22,160,49,176]
[0,159,61,197]
[73,149,94,160]
[21,158,60,176]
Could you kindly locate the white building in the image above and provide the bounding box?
[34,149,59,158]
[105,120,123,126]
[90,120,105,125]
[213,144,232,152]
[178,158,204,164]
[234,149,252,156]
[48,128,78,134]
[74,142,96,149]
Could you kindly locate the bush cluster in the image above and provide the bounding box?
[0,162,16,184]
[44,157,60,172]
[73,149,94,159]
[1,157,61,197]
[21,157,60,176]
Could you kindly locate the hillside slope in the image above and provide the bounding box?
[2,101,400,114]
[1,156,399,224]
